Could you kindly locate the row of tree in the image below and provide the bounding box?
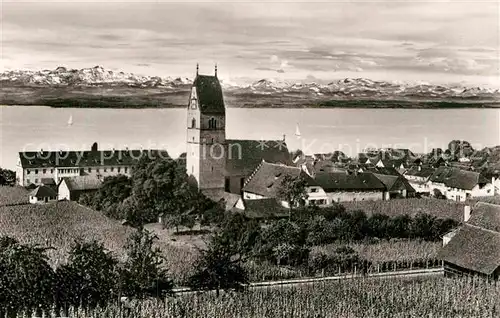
[0,230,172,315]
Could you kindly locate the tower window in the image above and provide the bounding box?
[208,118,217,129]
[191,118,196,128]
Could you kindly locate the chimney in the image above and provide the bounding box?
[464,205,471,222]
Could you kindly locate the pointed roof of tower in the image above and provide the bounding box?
[192,74,225,114]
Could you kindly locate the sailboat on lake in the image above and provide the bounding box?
[295,122,301,139]
[67,115,73,126]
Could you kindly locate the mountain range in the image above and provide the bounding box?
[1,66,499,104]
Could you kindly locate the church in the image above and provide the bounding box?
[186,65,292,202]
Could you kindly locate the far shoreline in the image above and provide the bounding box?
[1,100,499,109]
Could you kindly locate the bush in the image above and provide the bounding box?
[55,240,119,310]
[187,232,248,296]
[0,237,55,315]
[119,229,173,299]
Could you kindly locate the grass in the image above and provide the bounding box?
[342,197,468,221]
[13,276,500,317]
[144,223,206,285]
[0,186,29,206]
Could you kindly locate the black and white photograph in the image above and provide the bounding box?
[0,0,499,316]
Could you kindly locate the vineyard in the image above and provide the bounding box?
[343,197,467,221]
[0,186,29,206]
[0,200,449,284]
[0,201,134,266]
[10,276,500,318]
[314,239,440,264]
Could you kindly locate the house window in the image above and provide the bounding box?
[310,188,318,193]
[118,167,121,173]
[35,179,38,183]
[27,179,30,184]
[208,118,217,129]
[88,168,92,173]
[104,168,107,172]
[42,169,46,174]
[50,169,54,174]
[111,167,114,172]
[124,167,128,173]
[35,169,38,174]
[27,170,31,175]
[191,118,196,128]
[96,168,100,173]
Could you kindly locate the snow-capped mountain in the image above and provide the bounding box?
[0,66,192,88]
[1,67,498,100]
[223,77,500,100]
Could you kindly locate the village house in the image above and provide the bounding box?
[370,172,415,199]
[403,166,436,195]
[242,161,328,207]
[314,171,386,203]
[58,175,103,201]
[16,143,167,187]
[360,166,416,199]
[29,185,57,204]
[439,202,500,280]
[374,158,409,174]
[427,167,493,201]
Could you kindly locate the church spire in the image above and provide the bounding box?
[196,63,199,76]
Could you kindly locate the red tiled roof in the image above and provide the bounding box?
[243,162,317,197]
[29,185,57,198]
[438,224,500,275]
[429,167,489,190]
[314,172,386,192]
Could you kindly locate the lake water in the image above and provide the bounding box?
[1,106,499,170]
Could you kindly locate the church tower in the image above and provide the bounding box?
[186,64,226,195]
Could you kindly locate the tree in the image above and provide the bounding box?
[0,168,16,186]
[255,219,307,264]
[277,175,309,219]
[119,229,173,299]
[320,203,347,221]
[410,213,437,240]
[448,140,474,158]
[187,232,248,297]
[55,240,118,310]
[92,175,132,213]
[0,236,55,316]
[131,156,203,226]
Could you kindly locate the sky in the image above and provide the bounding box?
[1,0,499,87]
